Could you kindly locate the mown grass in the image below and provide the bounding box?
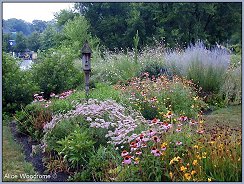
[204,105,241,128]
[2,125,40,182]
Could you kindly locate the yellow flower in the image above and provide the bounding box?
[193,145,199,149]
[169,156,181,165]
[191,170,196,175]
[161,142,168,147]
[180,166,187,172]
[196,155,202,160]
[202,152,207,158]
[191,105,194,108]
[184,173,191,180]
[193,160,198,166]
[169,172,173,179]
[208,178,212,182]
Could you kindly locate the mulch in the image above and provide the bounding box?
[9,121,69,182]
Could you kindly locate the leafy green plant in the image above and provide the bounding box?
[14,103,52,140]
[69,145,121,181]
[44,119,79,152]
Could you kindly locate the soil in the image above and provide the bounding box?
[9,121,69,182]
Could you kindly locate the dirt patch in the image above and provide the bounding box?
[9,121,69,182]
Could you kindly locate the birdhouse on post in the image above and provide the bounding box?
[81,40,92,102]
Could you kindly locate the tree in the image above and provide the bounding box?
[13,32,27,52]
[39,25,61,51]
[27,31,41,52]
[62,15,98,50]
[3,33,11,52]
[54,9,79,28]
[3,18,32,35]
[74,2,241,49]
[31,20,48,33]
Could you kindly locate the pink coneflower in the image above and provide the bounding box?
[33,93,39,97]
[130,141,138,151]
[176,141,183,146]
[151,146,157,154]
[176,128,182,132]
[151,118,159,124]
[44,104,49,108]
[148,129,156,137]
[154,149,161,157]
[122,155,132,165]
[178,116,188,121]
[121,150,129,157]
[177,123,183,127]
[141,143,147,148]
[161,145,167,151]
[152,136,160,143]
[189,120,198,125]
[50,92,55,97]
[136,150,142,155]
[196,130,204,134]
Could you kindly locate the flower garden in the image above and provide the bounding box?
[3,41,241,182]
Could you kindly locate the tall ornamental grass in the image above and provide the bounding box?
[92,45,166,84]
[164,41,230,93]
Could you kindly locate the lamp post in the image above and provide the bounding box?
[81,40,92,102]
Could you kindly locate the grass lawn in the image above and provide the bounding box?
[2,125,40,182]
[204,105,242,128]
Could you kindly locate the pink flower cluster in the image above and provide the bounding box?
[57,90,75,99]
[42,99,148,148]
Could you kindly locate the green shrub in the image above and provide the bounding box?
[3,52,39,114]
[31,46,83,98]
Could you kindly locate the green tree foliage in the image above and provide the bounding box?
[31,20,48,33]
[75,2,241,49]
[3,18,32,35]
[62,15,99,51]
[39,25,61,51]
[27,31,41,52]
[2,52,39,114]
[3,33,11,52]
[13,32,27,52]
[54,9,79,28]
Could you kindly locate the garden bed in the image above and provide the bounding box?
[9,121,69,182]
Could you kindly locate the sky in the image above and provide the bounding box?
[3,3,75,23]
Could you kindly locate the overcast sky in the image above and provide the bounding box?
[3,3,75,22]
